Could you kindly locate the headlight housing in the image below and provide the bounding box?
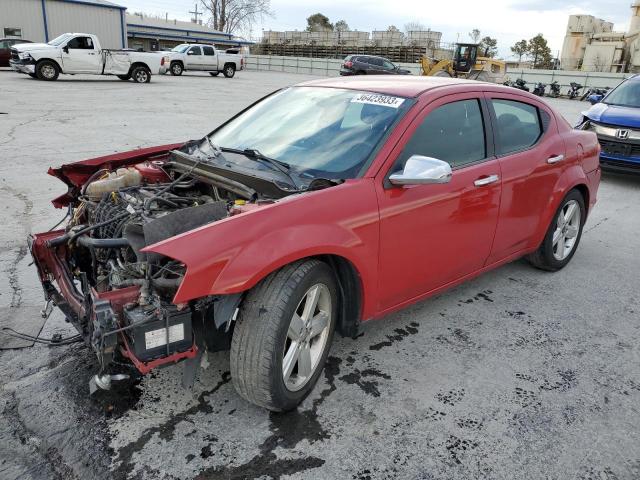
[18,52,33,61]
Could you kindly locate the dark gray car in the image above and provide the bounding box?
[340,55,411,76]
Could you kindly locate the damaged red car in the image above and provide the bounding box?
[30,76,601,411]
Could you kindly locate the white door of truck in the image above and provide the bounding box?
[202,46,218,71]
[62,36,101,73]
[185,46,205,70]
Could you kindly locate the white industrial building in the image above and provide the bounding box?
[0,0,127,49]
[561,1,640,72]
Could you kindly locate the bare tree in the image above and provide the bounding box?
[404,21,426,34]
[201,0,272,34]
[469,28,481,43]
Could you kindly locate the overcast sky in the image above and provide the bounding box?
[122,0,632,58]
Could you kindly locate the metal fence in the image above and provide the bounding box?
[244,55,630,90]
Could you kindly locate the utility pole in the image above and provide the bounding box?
[189,3,202,24]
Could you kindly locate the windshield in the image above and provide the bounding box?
[48,34,73,46]
[208,87,411,178]
[603,79,640,108]
[172,44,191,53]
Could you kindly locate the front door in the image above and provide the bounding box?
[185,46,205,70]
[376,93,502,312]
[62,36,101,73]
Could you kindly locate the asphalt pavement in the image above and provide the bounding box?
[0,69,638,480]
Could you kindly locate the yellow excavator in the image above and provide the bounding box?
[421,43,506,83]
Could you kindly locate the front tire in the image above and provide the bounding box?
[36,60,59,81]
[117,74,130,81]
[230,260,337,411]
[131,66,151,83]
[209,71,220,76]
[223,64,236,78]
[527,189,585,271]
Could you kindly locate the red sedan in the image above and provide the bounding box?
[30,76,601,411]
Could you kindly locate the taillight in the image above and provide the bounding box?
[344,61,353,68]
[161,56,166,66]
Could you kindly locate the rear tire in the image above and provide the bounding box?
[230,260,337,411]
[527,189,585,271]
[223,64,235,78]
[131,66,151,83]
[474,71,490,82]
[117,74,130,81]
[209,71,220,76]
[170,62,183,76]
[36,60,59,81]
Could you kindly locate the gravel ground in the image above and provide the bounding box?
[0,68,638,480]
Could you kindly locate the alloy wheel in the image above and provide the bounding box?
[42,65,55,79]
[552,199,581,261]
[282,283,332,391]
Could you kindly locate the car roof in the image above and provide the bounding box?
[297,75,481,98]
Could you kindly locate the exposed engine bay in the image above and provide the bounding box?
[29,143,337,392]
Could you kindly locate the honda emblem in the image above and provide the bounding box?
[616,129,630,140]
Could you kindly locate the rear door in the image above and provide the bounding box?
[185,46,205,70]
[375,93,502,312]
[202,45,218,71]
[483,93,566,263]
[62,36,101,73]
[368,57,385,74]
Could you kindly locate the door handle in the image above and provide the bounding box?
[474,174,499,187]
[547,154,564,164]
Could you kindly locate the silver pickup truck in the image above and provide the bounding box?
[164,43,244,78]
[10,33,168,83]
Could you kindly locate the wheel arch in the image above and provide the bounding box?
[314,254,363,338]
[530,166,592,250]
[36,58,62,73]
[129,61,151,73]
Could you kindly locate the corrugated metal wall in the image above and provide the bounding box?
[0,0,125,48]
[45,1,124,49]
[0,0,47,43]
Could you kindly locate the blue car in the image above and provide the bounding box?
[578,74,640,173]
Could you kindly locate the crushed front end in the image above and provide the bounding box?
[29,142,298,391]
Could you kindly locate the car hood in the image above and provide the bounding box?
[583,102,640,129]
[12,43,56,52]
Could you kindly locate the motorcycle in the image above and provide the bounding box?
[548,81,560,98]
[514,78,529,92]
[568,82,583,100]
[533,82,546,97]
[580,86,610,102]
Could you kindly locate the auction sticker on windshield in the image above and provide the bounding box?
[351,93,405,108]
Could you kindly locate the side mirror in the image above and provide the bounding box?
[62,46,69,54]
[187,50,195,55]
[588,94,603,105]
[389,155,452,186]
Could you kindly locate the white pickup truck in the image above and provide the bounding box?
[164,43,244,78]
[10,33,168,83]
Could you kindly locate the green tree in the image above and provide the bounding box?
[334,20,349,32]
[479,36,498,57]
[528,33,552,69]
[469,28,481,43]
[510,39,528,62]
[306,13,333,32]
